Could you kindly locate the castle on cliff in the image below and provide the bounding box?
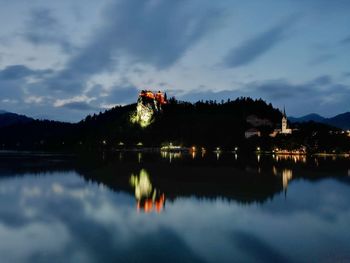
[131,90,168,127]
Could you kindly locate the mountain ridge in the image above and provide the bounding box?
[0,111,34,128]
[289,112,350,130]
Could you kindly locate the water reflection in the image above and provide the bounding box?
[130,169,165,213]
[0,153,349,262]
[274,154,307,163]
[272,166,293,191]
[282,169,293,190]
[160,151,182,163]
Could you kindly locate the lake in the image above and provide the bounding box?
[0,151,349,263]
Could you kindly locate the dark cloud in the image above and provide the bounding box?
[309,54,335,66]
[311,75,332,86]
[223,18,296,68]
[342,72,350,78]
[22,8,73,53]
[105,85,139,104]
[179,75,350,116]
[0,65,52,80]
[58,101,100,111]
[340,35,350,45]
[0,65,53,101]
[47,0,220,93]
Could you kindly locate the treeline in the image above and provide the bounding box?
[0,97,349,153]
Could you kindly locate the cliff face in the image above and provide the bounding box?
[131,99,155,127]
[130,91,166,128]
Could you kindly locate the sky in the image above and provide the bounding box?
[0,0,349,122]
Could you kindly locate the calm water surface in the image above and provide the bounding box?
[0,152,349,263]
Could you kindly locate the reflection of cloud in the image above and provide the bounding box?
[0,171,349,262]
[232,230,291,263]
[52,183,64,194]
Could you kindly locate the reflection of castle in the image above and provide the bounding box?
[129,169,165,213]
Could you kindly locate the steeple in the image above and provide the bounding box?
[283,106,286,117]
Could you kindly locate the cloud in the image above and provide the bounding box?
[0,65,52,80]
[340,35,350,45]
[342,72,350,78]
[309,54,335,66]
[46,0,220,93]
[223,18,296,68]
[58,101,100,111]
[179,75,350,116]
[22,8,73,53]
[102,85,139,105]
[311,75,332,86]
[0,65,53,101]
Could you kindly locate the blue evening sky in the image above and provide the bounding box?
[0,0,349,121]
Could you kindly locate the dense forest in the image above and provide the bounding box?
[0,97,349,153]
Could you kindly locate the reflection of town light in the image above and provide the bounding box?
[191,151,196,159]
[138,152,142,163]
[191,146,197,159]
[257,154,260,162]
[272,166,277,176]
[282,169,293,189]
[201,147,206,158]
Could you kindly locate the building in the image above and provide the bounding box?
[269,107,292,137]
[245,128,261,138]
[131,90,168,127]
[281,107,292,134]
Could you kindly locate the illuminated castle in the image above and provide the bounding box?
[138,90,167,111]
[130,90,167,127]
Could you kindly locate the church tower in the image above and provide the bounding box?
[281,107,292,134]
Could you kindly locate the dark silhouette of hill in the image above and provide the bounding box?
[289,113,325,123]
[77,97,282,149]
[0,111,34,128]
[0,97,349,152]
[290,112,350,130]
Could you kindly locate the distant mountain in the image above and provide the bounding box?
[0,111,34,128]
[289,113,325,123]
[289,112,350,130]
[326,112,350,130]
